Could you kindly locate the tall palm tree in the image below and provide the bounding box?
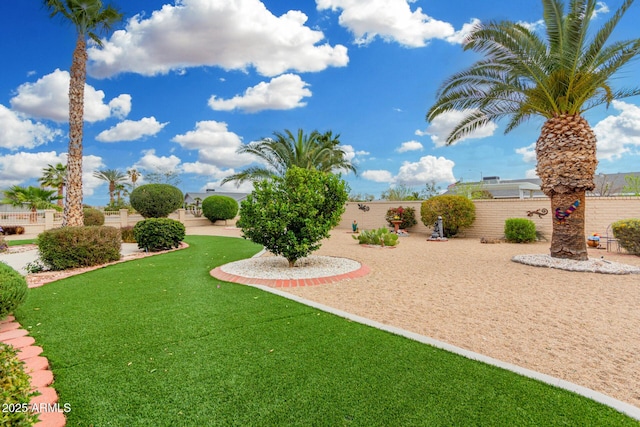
[221,129,357,186]
[39,163,67,208]
[2,186,62,222]
[93,169,127,205]
[44,0,122,226]
[427,0,640,260]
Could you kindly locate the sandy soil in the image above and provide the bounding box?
[191,226,640,409]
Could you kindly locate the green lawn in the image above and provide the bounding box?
[15,236,638,426]
[7,238,37,246]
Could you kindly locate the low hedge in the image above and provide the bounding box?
[38,226,121,271]
[83,207,105,226]
[202,195,238,222]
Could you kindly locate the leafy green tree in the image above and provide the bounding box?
[93,169,127,205]
[380,184,418,201]
[44,0,123,227]
[237,167,348,267]
[622,175,640,196]
[427,0,640,260]
[144,169,182,186]
[222,129,356,186]
[39,162,67,208]
[420,195,476,237]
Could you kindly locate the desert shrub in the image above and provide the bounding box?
[202,195,239,222]
[0,263,28,321]
[420,195,476,237]
[133,218,185,252]
[504,218,537,243]
[385,206,417,229]
[353,227,399,246]
[129,184,183,218]
[0,343,39,426]
[83,207,105,226]
[612,218,640,255]
[0,226,25,235]
[38,226,121,271]
[120,226,136,243]
[238,167,348,267]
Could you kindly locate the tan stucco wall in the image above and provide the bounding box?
[339,197,639,239]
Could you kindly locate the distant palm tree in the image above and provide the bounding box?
[127,168,141,188]
[39,163,67,208]
[93,169,127,205]
[427,0,640,260]
[2,186,61,222]
[221,129,357,186]
[44,0,122,226]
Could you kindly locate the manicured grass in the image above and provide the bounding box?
[15,236,637,426]
[6,239,36,246]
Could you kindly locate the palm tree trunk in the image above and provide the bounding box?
[536,114,598,261]
[57,185,64,208]
[550,191,588,259]
[63,35,86,227]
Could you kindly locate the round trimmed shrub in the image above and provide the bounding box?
[130,184,184,218]
[202,195,239,222]
[83,207,105,226]
[38,226,121,271]
[504,218,537,243]
[0,263,28,321]
[133,218,185,252]
[420,195,476,237]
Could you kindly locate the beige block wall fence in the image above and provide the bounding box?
[338,197,640,239]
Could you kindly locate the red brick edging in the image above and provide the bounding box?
[210,262,370,288]
[0,315,65,427]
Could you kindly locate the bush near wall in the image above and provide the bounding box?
[38,226,121,270]
[0,226,25,235]
[504,218,537,243]
[420,195,476,237]
[83,207,105,226]
[385,206,417,229]
[612,218,640,255]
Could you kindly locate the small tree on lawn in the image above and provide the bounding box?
[237,167,348,267]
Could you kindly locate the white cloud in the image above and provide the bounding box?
[420,109,498,147]
[0,105,62,150]
[206,179,256,193]
[10,69,131,123]
[445,19,481,44]
[88,0,348,78]
[517,19,545,32]
[355,150,370,155]
[208,74,312,113]
[515,142,537,163]
[593,101,640,160]
[317,0,467,47]
[593,2,610,18]
[96,117,168,142]
[172,120,254,168]
[524,168,539,179]
[0,151,103,197]
[133,149,182,172]
[395,155,456,186]
[181,161,231,179]
[0,151,65,188]
[396,140,423,153]
[362,169,394,182]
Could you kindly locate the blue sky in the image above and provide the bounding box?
[1,0,640,205]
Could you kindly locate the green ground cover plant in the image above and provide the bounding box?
[504,218,537,243]
[14,236,638,426]
[0,343,39,426]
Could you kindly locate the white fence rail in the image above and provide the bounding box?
[0,209,215,235]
